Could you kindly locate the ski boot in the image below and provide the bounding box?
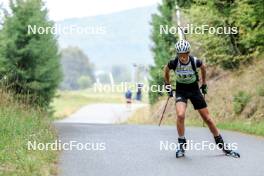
[214,135,240,158]
[176,138,187,158]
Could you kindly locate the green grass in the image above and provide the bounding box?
[184,118,264,137]
[126,106,264,137]
[217,120,264,136]
[0,92,58,176]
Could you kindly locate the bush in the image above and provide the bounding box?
[233,91,251,114]
[256,84,264,97]
[77,76,92,89]
[220,55,240,70]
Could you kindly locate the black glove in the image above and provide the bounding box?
[200,84,208,94]
[165,84,173,97]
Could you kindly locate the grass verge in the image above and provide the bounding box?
[217,120,264,136]
[126,106,264,137]
[0,91,58,176]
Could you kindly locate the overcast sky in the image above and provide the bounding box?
[2,0,160,21]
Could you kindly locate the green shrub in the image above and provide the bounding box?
[220,55,240,70]
[256,84,264,96]
[233,91,251,114]
[77,76,92,89]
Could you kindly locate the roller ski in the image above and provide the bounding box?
[214,135,240,158]
[176,138,186,158]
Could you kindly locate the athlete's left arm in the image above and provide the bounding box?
[200,64,206,85]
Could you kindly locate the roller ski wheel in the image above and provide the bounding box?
[224,150,240,158]
[214,135,240,158]
[176,148,185,158]
[176,138,186,158]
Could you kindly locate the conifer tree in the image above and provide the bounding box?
[149,0,178,104]
[0,0,62,108]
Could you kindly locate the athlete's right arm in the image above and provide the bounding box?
[164,65,170,85]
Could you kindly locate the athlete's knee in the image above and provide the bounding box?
[177,113,185,121]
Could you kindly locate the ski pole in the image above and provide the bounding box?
[158,96,171,126]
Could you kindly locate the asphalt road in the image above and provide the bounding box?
[54,104,264,176]
[57,103,146,124]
